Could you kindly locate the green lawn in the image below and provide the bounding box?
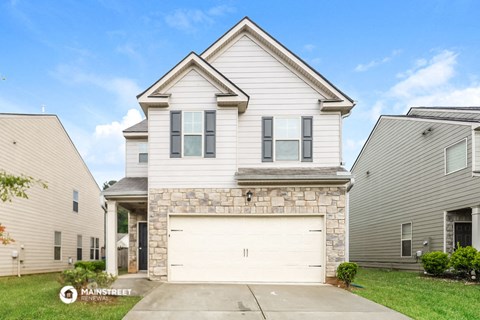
[352,268,480,320]
[0,273,141,320]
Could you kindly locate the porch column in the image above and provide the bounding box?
[106,200,118,276]
[472,206,480,250]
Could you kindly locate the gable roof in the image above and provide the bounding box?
[351,112,480,172]
[201,16,355,115]
[137,52,249,114]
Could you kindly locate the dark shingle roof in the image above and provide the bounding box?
[102,177,148,197]
[124,119,147,133]
[235,167,351,184]
[386,115,480,124]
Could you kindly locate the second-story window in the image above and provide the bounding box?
[183,111,203,157]
[445,138,467,174]
[275,118,301,161]
[138,142,148,163]
[73,190,79,212]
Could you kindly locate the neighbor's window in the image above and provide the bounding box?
[275,118,301,161]
[138,142,148,163]
[183,111,203,156]
[445,139,467,174]
[77,235,82,261]
[54,231,62,260]
[73,190,79,212]
[401,223,412,257]
[90,237,99,260]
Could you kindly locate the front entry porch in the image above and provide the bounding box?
[445,206,480,252]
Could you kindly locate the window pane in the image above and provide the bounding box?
[275,118,300,139]
[73,191,79,202]
[276,140,299,161]
[95,249,99,260]
[90,249,94,260]
[55,231,61,246]
[402,240,412,256]
[90,237,94,248]
[446,140,467,173]
[95,238,99,248]
[139,153,148,163]
[77,248,82,261]
[138,142,148,153]
[401,223,412,238]
[77,235,82,247]
[184,135,202,156]
[184,112,202,134]
[73,201,78,212]
[54,247,61,260]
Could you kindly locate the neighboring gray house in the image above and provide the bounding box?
[0,114,104,276]
[350,107,480,270]
[103,17,355,283]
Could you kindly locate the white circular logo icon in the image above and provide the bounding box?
[59,286,78,304]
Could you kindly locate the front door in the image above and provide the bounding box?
[138,222,148,271]
[454,222,472,249]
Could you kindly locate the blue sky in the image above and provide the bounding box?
[1,0,480,186]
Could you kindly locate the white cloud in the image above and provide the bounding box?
[365,50,480,121]
[52,65,141,108]
[355,50,401,72]
[165,5,235,33]
[303,44,316,52]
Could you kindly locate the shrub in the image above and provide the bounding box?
[60,265,116,290]
[449,245,477,277]
[336,262,358,288]
[74,260,106,272]
[473,251,480,280]
[421,251,449,276]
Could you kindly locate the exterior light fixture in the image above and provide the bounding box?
[246,190,253,202]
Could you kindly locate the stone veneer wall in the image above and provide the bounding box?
[445,209,472,253]
[148,187,346,281]
[128,211,147,273]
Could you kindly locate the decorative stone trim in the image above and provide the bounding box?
[128,212,147,273]
[148,186,346,281]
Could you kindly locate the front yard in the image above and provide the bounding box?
[0,273,140,320]
[353,268,480,320]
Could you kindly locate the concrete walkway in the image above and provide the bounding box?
[122,283,410,320]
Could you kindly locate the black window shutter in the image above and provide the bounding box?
[170,111,182,158]
[204,110,216,158]
[262,117,273,162]
[302,116,313,162]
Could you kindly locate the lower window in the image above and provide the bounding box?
[401,223,412,257]
[54,231,62,260]
[90,237,100,260]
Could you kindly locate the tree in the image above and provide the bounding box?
[0,170,48,244]
[102,180,128,233]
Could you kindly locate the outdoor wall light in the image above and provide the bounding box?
[246,190,253,202]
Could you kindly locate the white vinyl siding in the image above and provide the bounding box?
[54,231,62,261]
[148,69,237,188]
[0,116,104,276]
[210,35,341,169]
[274,117,300,161]
[125,139,148,177]
[445,139,467,174]
[401,223,412,257]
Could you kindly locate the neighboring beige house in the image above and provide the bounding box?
[103,17,355,283]
[0,114,104,277]
[350,107,480,270]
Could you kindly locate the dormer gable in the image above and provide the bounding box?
[137,52,249,115]
[201,17,355,115]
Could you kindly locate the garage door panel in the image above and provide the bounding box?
[168,215,324,283]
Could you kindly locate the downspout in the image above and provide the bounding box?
[346,178,354,262]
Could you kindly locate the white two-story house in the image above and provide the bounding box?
[103,17,355,283]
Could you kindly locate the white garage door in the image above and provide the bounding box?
[168,215,324,283]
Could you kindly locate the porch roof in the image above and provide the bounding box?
[235,167,351,185]
[102,177,148,198]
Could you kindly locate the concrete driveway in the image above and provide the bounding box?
[123,283,410,320]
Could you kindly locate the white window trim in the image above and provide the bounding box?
[273,116,301,162]
[73,190,79,213]
[182,111,204,158]
[54,231,62,261]
[444,138,467,175]
[138,142,148,164]
[401,222,412,257]
[90,236,99,260]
